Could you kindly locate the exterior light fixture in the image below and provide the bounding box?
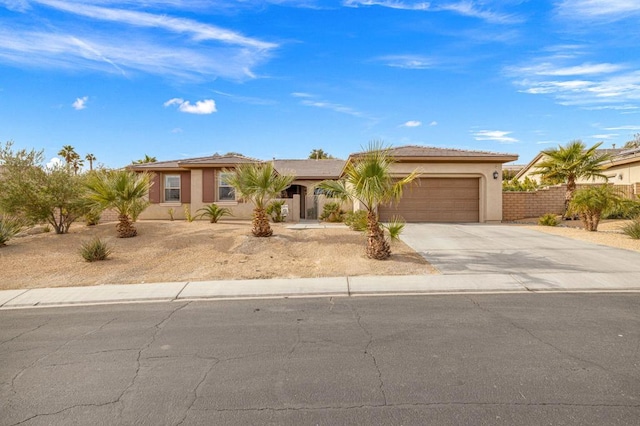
[493,171,499,180]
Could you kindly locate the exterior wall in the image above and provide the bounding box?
[390,162,504,223]
[502,183,637,221]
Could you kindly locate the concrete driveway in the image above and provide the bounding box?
[400,223,640,290]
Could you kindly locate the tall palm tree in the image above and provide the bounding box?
[533,140,611,218]
[58,145,78,164]
[133,154,157,164]
[85,153,96,171]
[317,141,418,260]
[86,170,152,238]
[70,157,84,175]
[225,162,294,237]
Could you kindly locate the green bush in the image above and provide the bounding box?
[344,210,367,231]
[0,216,23,246]
[622,219,640,239]
[604,198,640,219]
[502,177,539,192]
[538,213,559,227]
[196,203,232,223]
[319,202,344,222]
[266,200,287,223]
[79,237,113,262]
[84,208,102,226]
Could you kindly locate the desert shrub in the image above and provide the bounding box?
[197,203,232,223]
[184,205,194,223]
[502,177,539,192]
[319,202,344,222]
[167,208,175,221]
[79,237,113,262]
[622,219,640,239]
[385,216,406,241]
[344,210,367,231]
[0,216,23,246]
[538,213,559,227]
[603,198,640,219]
[84,208,103,226]
[266,200,287,223]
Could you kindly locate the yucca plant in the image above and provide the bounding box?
[622,219,640,239]
[538,213,559,227]
[79,237,113,262]
[0,215,23,246]
[196,203,233,223]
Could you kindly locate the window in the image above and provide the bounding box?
[218,172,235,201]
[164,175,180,202]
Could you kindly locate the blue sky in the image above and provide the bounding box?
[1,0,639,168]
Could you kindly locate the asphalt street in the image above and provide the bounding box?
[1,293,639,425]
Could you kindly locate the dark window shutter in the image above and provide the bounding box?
[180,171,191,203]
[149,173,161,203]
[203,169,215,203]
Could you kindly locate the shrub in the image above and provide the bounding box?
[538,213,559,227]
[570,185,623,231]
[167,208,175,221]
[0,216,23,246]
[344,210,367,231]
[266,200,287,223]
[622,219,640,239]
[502,177,539,192]
[319,202,344,222]
[385,216,406,240]
[79,237,113,262]
[84,208,102,226]
[604,198,640,219]
[184,205,194,223]
[196,203,232,223]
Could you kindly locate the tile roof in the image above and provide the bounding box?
[351,145,518,160]
[273,159,346,179]
[128,154,259,170]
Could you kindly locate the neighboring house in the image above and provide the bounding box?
[515,148,625,185]
[129,145,518,223]
[349,145,518,223]
[600,147,640,185]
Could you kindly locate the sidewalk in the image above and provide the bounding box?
[2,272,639,309]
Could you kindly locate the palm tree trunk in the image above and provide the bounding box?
[563,178,577,219]
[365,211,390,260]
[116,214,137,238]
[252,208,273,237]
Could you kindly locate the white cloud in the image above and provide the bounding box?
[429,121,438,126]
[591,134,618,139]
[300,99,365,118]
[164,98,217,114]
[45,157,62,169]
[515,62,625,77]
[556,0,640,20]
[343,0,520,24]
[171,127,183,133]
[472,130,518,144]
[604,125,640,131]
[402,120,422,127]
[72,96,88,110]
[378,54,434,69]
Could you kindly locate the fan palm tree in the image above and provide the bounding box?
[133,154,157,164]
[569,185,623,231]
[533,140,611,218]
[86,170,152,238]
[58,145,78,164]
[225,162,294,237]
[85,153,96,171]
[317,141,418,260]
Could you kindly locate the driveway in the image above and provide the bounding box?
[400,224,640,290]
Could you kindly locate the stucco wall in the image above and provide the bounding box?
[390,162,504,223]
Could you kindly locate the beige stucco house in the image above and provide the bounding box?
[129,145,518,223]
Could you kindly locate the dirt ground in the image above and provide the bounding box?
[3,218,638,291]
[0,220,435,290]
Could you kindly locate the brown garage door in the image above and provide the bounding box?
[379,178,479,223]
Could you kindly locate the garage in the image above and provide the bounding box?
[379,178,480,223]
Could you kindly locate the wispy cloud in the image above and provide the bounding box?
[472,130,518,144]
[292,92,369,119]
[213,90,276,106]
[429,121,438,126]
[164,98,217,114]
[72,96,88,110]
[604,125,640,131]
[556,0,640,20]
[343,0,520,24]
[507,49,640,108]
[0,0,277,81]
[402,120,422,127]
[377,54,435,69]
[591,133,617,139]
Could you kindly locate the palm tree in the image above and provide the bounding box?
[58,145,78,164]
[309,149,334,159]
[133,154,157,164]
[86,170,152,238]
[70,156,84,175]
[225,162,294,237]
[569,185,623,231]
[533,140,611,218]
[85,153,96,171]
[317,141,418,260]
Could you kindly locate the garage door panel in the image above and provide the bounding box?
[379,178,479,223]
